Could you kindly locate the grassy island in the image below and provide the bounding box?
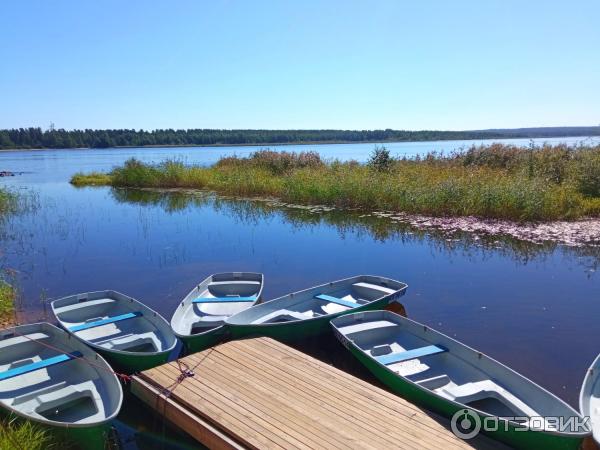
[71,144,600,221]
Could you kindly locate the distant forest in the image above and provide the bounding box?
[1,126,599,150]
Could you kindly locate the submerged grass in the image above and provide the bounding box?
[0,187,17,216]
[69,144,600,221]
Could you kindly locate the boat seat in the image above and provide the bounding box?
[375,345,447,366]
[208,281,261,287]
[352,282,396,295]
[336,320,398,337]
[0,332,51,351]
[193,296,256,304]
[69,311,143,332]
[252,309,314,325]
[193,314,229,323]
[437,380,540,417]
[416,374,452,390]
[53,298,116,315]
[0,352,82,382]
[315,294,358,309]
[95,331,159,352]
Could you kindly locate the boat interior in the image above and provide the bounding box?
[0,324,120,425]
[175,273,263,335]
[53,292,174,354]
[581,355,600,442]
[333,311,574,428]
[228,277,401,325]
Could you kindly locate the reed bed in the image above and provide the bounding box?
[70,144,600,221]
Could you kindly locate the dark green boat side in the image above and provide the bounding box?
[226,275,408,342]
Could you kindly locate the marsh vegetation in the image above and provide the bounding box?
[72,143,600,221]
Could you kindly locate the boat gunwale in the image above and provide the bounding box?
[330,310,591,439]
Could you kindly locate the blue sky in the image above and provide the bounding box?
[1,1,599,130]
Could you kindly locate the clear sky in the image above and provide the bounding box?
[1,1,599,131]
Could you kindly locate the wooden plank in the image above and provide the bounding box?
[148,365,303,449]
[133,337,504,450]
[179,356,352,450]
[150,363,322,450]
[187,346,427,449]
[220,339,458,445]
[181,352,393,450]
[130,376,245,450]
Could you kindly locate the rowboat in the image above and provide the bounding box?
[0,323,122,449]
[51,290,178,373]
[170,272,264,353]
[580,352,600,445]
[331,310,590,450]
[226,275,407,341]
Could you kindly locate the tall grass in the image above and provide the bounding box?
[69,145,600,221]
[0,281,15,326]
[0,417,59,450]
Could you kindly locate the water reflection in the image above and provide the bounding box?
[1,184,598,410]
[110,187,600,273]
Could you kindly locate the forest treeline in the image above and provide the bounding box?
[1,126,600,150]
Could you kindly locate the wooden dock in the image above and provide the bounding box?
[131,337,505,449]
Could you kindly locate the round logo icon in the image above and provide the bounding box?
[451,409,481,440]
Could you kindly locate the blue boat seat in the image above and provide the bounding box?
[0,351,83,381]
[375,345,447,365]
[192,296,256,304]
[314,294,358,309]
[69,311,142,332]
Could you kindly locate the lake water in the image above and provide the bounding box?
[0,136,599,446]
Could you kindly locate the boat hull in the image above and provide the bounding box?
[179,325,228,354]
[229,297,392,342]
[94,347,171,373]
[338,331,585,450]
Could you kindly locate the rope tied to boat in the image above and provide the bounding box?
[160,359,194,398]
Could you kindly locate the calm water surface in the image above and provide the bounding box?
[0,137,599,446]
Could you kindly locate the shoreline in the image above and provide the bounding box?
[1,134,599,153]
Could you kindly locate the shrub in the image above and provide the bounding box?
[368,146,393,172]
[572,149,600,197]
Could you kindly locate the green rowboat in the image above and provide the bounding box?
[0,323,123,450]
[170,272,264,354]
[331,311,590,450]
[51,290,178,373]
[226,275,407,342]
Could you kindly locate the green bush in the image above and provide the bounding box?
[368,146,393,172]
